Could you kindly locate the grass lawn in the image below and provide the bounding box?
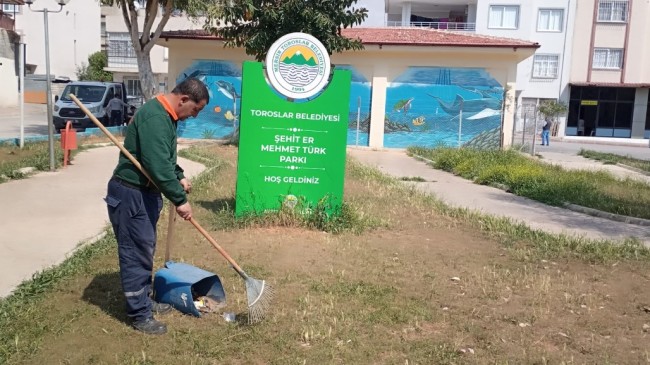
[408,146,650,220]
[2,144,650,364]
[579,149,650,174]
[0,135,123,183]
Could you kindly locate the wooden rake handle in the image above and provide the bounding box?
[68,95,154,183]
[165,204,176,262]
[189,218,246,277]
[69,94,247,277]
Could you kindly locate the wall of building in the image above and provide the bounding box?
[569,0,594,82]
[14,0,100,80]
[570,0,650,85]
[476,0,574,100]
[0,30,18,107]
[623,0,650,83]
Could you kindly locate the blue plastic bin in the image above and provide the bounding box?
[153,261,226,317]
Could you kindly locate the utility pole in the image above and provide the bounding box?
[25,0,71,170]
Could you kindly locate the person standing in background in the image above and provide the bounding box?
[106,94,129,127]
[541,118,551,146]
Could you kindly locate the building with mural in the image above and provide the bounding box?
[158,28,537,149]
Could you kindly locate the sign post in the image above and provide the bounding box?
[235,33,351,216]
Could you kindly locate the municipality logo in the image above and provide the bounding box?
[265,32,331,99]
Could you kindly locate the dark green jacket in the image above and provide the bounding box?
[113,97,187,206]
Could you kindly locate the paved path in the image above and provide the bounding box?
[0,145,205,298]
[348,148,650,246]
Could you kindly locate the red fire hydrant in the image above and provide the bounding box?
[60,120,78,167]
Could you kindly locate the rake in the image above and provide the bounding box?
[69,94,274,323]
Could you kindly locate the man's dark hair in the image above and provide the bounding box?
[172,77,210,104]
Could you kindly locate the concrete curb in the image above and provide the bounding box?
[563,203,650,227]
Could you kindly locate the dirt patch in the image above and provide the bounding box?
[7,144,650,365]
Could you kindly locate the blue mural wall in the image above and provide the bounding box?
[176,60,242,140]
[381,67,504,148]
[176,61,503,149]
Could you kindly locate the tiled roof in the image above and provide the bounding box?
[570,82,650,88]
[342,28,538,48]
[161,28,539,49]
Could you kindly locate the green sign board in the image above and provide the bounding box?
[235,61,351,216]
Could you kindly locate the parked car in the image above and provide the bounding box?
[53,81,130,132]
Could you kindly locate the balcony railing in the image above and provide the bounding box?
[386,20,476,31]
[0,14,15,31]
[107,56,138,68]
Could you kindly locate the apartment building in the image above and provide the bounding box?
[8,0,100,80]
[475,0,575,137]
[101,4,204,104]
[567,0,649,140]
[0,1,22,107]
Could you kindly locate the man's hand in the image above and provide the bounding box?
[180,178,192,194]
[176,202,192,220]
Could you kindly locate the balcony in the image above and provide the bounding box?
[0,13,14,31]
[385,0,476,32]
[387,20,476,31]
[0,0,23,31]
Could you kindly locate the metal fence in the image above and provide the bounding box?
[511,102,542,155]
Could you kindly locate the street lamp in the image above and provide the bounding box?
[25,0,71,171]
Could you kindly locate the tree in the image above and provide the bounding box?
[99,0,210,100]
[203,0,368,60]
[538,100,568,136]
[76,51,113,81]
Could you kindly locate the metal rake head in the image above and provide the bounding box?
[245,276,274,324]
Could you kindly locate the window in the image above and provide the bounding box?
[597,0,628,22]
[593,48,623,69]
[163,47,169,61]
[125,78,142,98]
[1,4,20,13]
[537,9,563,31]
[107,33,137,66]
[532,54,560,78]
[488,5,519,29]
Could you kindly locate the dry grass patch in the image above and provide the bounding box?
[3,144,650,364]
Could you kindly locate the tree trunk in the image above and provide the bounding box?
[136,50,156,100]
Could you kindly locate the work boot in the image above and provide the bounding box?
[132,318,167,335]
[152,301,173,315]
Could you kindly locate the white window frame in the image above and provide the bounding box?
[537,9,564,32]
[2,4,21,14]
[532,54,560,79]
[107,32,138,66]
[124,78,142,97]
[592,48,624,69]
[488,5,520,29]
[597,0,628,22]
